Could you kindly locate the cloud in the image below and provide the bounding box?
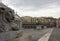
[2,0,60,18]
[2,0,60,7]
[0,0,2,2]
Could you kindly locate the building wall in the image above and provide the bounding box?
[21,16,32,23]
[56,19,60,27]
[21,16,37,23]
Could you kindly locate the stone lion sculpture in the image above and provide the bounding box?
[0,3,19,32]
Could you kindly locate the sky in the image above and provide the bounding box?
[1,0,60,18]
[0,0,2,2]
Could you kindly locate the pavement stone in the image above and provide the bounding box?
[48,28,60,41]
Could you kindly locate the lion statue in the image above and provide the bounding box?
[0,3,19,32]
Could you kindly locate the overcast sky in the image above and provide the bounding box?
[1,0,60,18]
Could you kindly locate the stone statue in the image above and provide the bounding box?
[0,3,19,32]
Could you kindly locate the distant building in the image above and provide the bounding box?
[14,14,22,29]
[21,16,39,24]
[56,19,60,28]
[21,16,32,23]
[22,23,37,29]
[38,17,49,23]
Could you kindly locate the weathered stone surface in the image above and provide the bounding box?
[0,3,20,32]
[0,2,23,41]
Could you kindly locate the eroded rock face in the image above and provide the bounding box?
[0,3,19,32]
